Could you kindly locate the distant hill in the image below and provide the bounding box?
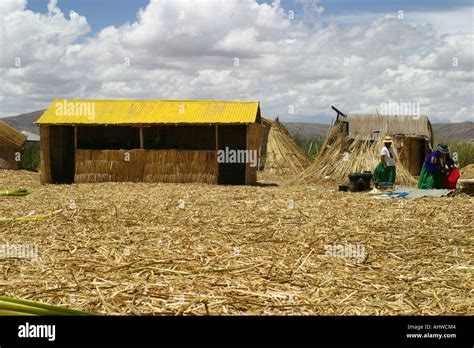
[1,110,44,135]
[282,122,330,140]
[1,110,473,143]
[283,121,474,143]
[432,122,474,143]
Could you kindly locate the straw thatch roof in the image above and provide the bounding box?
[264,119,310,175]
[342,114,433,141]
[0,121,27,149]
[261,117,273,127]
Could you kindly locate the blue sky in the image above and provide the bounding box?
[27,0,473,34]
[27,0,150,33]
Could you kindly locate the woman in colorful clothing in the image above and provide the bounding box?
[371,136,396,188]
[418,144,455,189]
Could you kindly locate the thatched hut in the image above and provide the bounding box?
[259,117,273,162]
[302,112,433,185]
[263,119,310,175]
[0,121,27,170]
[35,100,264,185]
[340,114,433,175]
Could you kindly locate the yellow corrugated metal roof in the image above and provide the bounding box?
[35,99,260,125]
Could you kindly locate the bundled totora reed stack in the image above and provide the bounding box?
[143,150,218,184]
[75,149,218,184]
[264,120,310,176]
[301,123,417,185]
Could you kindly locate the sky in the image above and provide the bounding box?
[0,0,473,123]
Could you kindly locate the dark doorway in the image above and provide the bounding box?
[408,138,429,176]
[77,126,139,149]
[419,139,429,174]
[49,126,75,183]
[218,125,246,185]
[143,126,215,150]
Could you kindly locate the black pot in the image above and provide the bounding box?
[360,171,372,190]
[348,173,361,181]
[348,172,372,192]
[339,185,348,192]
[358,178,367,191]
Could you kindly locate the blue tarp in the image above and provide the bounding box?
[373,187,452,200]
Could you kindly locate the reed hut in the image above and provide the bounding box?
[263,119,310,175]
[35,100,264,185]
[259,117,273,162]
[0,121,27,170]
[301,112,433,185]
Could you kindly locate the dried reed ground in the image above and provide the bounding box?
[0,170,472,315]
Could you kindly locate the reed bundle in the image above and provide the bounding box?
[0,296,95,316]
[0,188,28,196]
[75,149,218,184]
[264,120,310,176]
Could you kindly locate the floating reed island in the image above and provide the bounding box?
[0,170,471,315]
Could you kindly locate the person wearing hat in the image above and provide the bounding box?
[371,135,397,188]
[418,144,455,189]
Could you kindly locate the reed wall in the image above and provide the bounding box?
[75,149,218,184]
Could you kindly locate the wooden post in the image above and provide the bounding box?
[40,125,52,184]
[74,126,77,149]
[140,127,144,149]
[215,125,219,183]
[59,126,63,181]
[245,123,264,185]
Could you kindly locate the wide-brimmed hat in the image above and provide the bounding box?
[383,136,393,143]
[437,144,450,153]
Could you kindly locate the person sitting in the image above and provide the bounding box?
[418,144,455,189]
[371,136,396,188]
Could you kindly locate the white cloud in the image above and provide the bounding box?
[330,7,474,36]
[407,7,474,35]
[295,0,324,19]
[0,4,90,67]
[0,0,27,15]
[47,0,60,14]
[0,0,472,123]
